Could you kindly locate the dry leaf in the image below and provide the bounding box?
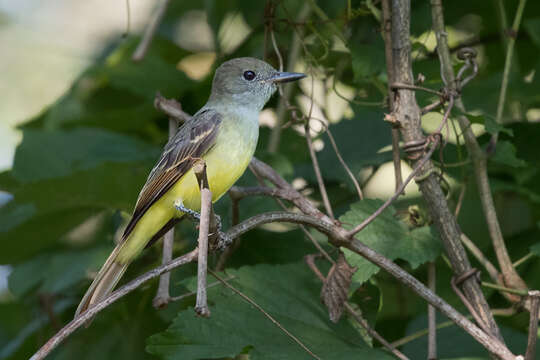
[321,252,358,322]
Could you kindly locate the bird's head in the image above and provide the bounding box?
[208,57,306,111]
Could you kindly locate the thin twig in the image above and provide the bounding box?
[31,198,517,360]
[525,291,540,360]
[514,253,535,268]
[154,93,192,124]
[325,128,363,200]
[193,161,212,317]
[153,117,179,309]
[381,0,404,192]
[492,0,528,146]
[454,183,466,217]
[427,262,437,360]
[481,282,528,297]
[305,255,409,360]
[268,3,310,152]
[131,0,171,61]
[345,238,515,359]
[451,276,491,334]
[391,308,516,348]
[214,194,241,271]
[391,82,443,97]
[305,122,335,219]
[302,227,335,264]
[345,136,440,237]
[421,98,445,114]
[29,250,199,360]
[123,0,131,37]
[208,269,322,360]
[460,233,501,283]
[431,0,528,299]
[345,303,409,360]
[224,211,343,244]
[169,277,235,302]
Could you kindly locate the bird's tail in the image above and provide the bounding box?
[74,244,128,319]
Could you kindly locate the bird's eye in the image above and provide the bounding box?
[243,70,256,81]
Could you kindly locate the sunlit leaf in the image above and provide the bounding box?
[340,200,441,284]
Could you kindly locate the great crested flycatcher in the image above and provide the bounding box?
[75,57,305,316]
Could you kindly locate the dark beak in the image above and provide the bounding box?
[270,71,306,84]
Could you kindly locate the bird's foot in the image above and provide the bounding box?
[174,200,201,222]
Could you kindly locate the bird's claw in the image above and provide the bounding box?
[174,200,201,222]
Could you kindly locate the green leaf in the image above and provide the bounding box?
[308,107,392,188]
[8,247,111,297]
[0,206,98,263]
[350,42,385,80]
[490,140,527,168]
[466,114,513,136]
[340,200,441,284]
[0,160,152,262]
[147,263,392,360]
[99,37,193,99]
[12,128,159,183]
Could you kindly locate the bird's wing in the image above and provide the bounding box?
[122,109,222,240]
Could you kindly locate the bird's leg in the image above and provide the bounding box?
[174,199,201,222]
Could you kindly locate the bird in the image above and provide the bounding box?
[75,57,306,317]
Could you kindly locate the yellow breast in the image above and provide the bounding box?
[117,111,258,264]
[167,111,258,213]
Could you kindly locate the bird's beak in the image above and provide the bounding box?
[269,71,306,84]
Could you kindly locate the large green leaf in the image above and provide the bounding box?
[0,206,99,263]
[350,42,386,81]
[147,263,393,359]
[8,246,111,298]
[301,107,393,188]
[0,161,152,262]
[12,128,159,182]
[340,200,442,283]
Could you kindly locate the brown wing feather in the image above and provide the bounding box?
[122,109,222,240]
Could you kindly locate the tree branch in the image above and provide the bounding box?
[154,93,192,124]
[268,2,311,153]
[381,0,404,192]
[493,0,528,145]
[344,239,515,359]
[525,291,540,360]
[153,116,179,309]
[305,255,409,360]
[208,269,322,360]
[345,135,439,237]
[305,122,335,219]
[193,161,213,317]
[427,262,437,360]
[29,250,199,360]
[29,93,519,360]
[430,0,528,300]
[393,0,503,341]
[31,196,519,360]
[131,0,171,61]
